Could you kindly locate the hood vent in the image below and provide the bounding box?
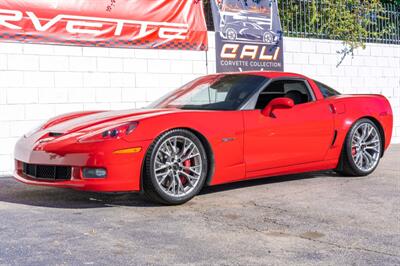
[49,132,63,137]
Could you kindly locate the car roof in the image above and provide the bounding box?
[211,71,309,80]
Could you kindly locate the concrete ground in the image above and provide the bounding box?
[0,146,399,266]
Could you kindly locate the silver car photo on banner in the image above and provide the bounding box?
[211,0,284,72]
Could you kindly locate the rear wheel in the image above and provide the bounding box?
[336,118,382,176]
[263,32,274,44]
[143,129,208,205]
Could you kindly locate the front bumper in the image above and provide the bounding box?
[14,137,152,192]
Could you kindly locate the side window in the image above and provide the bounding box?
[314,80,341,98]
[255,79,313,109]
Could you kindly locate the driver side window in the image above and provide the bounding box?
[255,79,314,109]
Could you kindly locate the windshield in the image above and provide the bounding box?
[149,74,268,111]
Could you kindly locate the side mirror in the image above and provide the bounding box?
[262,97,294,117]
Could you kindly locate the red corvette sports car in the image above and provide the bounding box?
[14,72,393,204]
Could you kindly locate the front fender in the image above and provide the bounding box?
[129,111,246,186]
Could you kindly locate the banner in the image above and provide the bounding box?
[0,0,208,50]
[211,0,284,72]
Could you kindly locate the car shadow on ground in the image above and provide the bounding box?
[0,171,339,209]
[201,170,337,194]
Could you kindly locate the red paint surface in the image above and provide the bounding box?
[14,72,393,192]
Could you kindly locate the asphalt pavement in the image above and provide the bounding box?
[0,145,399,265]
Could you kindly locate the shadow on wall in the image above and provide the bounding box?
[0,170,338,209]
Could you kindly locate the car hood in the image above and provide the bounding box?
[46,108,180,134]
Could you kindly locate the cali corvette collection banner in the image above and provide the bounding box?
[211,0,284,72]
[0,0,208,50]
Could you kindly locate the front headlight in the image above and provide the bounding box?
[78,121,138,143]
[24,121,46,138]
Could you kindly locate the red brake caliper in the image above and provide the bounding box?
[352,147,357,156]
[180,159,191,185]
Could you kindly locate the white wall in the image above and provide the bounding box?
[0,33,399,175]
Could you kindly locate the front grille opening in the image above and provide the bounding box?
[22,163,72,181]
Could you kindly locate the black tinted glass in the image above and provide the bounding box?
[315,80,341,98]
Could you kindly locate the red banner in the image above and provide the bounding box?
[0,0,208,50]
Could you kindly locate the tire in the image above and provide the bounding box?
[263,32,274,44]
[143,129,208,205]
[336,118,382,177]
[226,28,237,41]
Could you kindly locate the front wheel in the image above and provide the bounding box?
[263,32,274,44]
[336,118,382,176]
[226,28,237,41]
[143,129,208,205]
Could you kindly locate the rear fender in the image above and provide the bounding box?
[324,95,393,161]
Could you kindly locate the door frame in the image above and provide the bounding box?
[240,77,317,110]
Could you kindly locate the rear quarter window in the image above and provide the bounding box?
[314,80,341,98]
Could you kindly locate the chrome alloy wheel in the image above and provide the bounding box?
[263,32,274,44]
[226,29,237,41]
[351,122,381,172]
[153,136,203,197]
